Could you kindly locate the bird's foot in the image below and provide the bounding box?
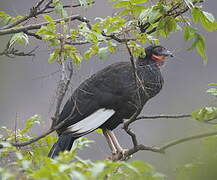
[119,148,130,161]
[109,149,130,161]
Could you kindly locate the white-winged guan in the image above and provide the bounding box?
[48,45,173,158]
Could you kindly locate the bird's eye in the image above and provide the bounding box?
[154,47,163,54]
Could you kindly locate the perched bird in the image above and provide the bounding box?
[48,45,173,158]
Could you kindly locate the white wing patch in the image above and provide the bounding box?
[65,108,115,136]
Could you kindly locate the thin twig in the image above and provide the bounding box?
[48,1,95,9]
[139,0,203,33]
[1,0,49,30]
[0,46,37,57]
[136,114,191,120]
[52,62,73,128]
[119,130,217,160]
[0,14,86,36]
[122,43,143,147]
[159,131,217,151]
[24,31,42,40]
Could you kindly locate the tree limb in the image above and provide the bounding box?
[119,130,217,160]
[0,14,86,36]
[0,0,94,30]
[136,114,191,121]
[1,0,51,30]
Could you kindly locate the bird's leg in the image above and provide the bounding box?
[106,130,129,160]
[106,130,124,153]
[102,129,117,155]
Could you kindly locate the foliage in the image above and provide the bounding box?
[1,0,216,63]
[0,11,22,26]
[191,84,217,122]
[176,135,217,180]
[0,116,164,180]
[177,84,217,179]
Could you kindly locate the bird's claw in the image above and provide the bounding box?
[109,149,130,161]
[119,148,131,161]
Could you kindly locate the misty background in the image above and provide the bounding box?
[0,0,217,179]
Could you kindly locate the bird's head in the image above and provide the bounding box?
[145,45,173,66]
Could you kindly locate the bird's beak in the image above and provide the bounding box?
[160,49,173,57]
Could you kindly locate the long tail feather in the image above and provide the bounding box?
[48,135,76,158]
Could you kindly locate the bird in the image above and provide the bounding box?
[48,45,173,159]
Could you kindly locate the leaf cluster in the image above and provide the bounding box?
[1,0,216,64]
[0,115,164,180]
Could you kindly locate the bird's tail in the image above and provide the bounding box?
[48,134,76,158]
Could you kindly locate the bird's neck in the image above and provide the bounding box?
[137,56,158,67]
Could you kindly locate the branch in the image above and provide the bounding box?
[0,14,88,36]
[51,62,73,128]
[0,46,38,57]
[1,0,95,31]
[117,130,217,161]
[1,0,51,30]
[159,131,217,151]
[122,43,144,147]
[48,1,95,9]
[136,114,191,120]
[24,31,42,40]
[101,31,135,43]
[139,0,203,34]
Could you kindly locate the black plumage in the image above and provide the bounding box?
[48,45,172,158]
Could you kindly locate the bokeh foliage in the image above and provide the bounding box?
[0,116,164,180]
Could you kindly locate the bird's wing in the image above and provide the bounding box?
[57,81,117,136]
[64,108,115,136]
[56,62,133,136]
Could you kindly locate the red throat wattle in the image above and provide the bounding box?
[151,54,166,66]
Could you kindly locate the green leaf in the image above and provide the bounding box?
[191,8,217,32]
[185,31,208,63]
[63,44,77,51]
[207,88,217,96]
[136,33,147,43]
[0,11,14,25]
[158,16,177,37]
[148,9,160,23]
[98,47,109,59]
[165,17,177,33]
[200,16,217,32]
[78,0,89,7]
[70,171,86,180]
[113,1,130,8]
[195,33,208,64]
[48,49,59,63]
[139,8,151,21]
[89,162,106,177]
[202,11,215,23]
[42,14,54,23]
[208,83,217,86]
[183,26,197,42]
[132,0,147,4]
[70,52,83,66]
[95,129,103,135]
[191,107,217,122]
[73,137,94,150]
[9,32,29,47]
[53,0,68,18]
[192,8,201,23]
[84,44,99,59]
[20,115,41,134]
[107,40,117,53]
[113,0,147,8]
